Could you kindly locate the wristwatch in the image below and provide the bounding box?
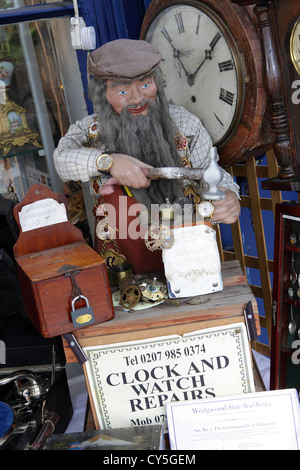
[96,152,114,173]
[198,200,214,220]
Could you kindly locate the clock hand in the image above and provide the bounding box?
[172,46,191,78]
[161,28,190,79]
[187,32,221,86]
[187,51,210,86]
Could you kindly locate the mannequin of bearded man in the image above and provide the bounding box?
[53,39,240,272]
[90,72,240,224]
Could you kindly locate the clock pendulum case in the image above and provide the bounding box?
[250,0,300,187]
[140,0,270,168]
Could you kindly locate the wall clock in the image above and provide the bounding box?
[140,0,268,167]
[290,16,300,76]
[143,2,243,147]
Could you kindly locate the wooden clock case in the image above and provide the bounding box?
[262,0,300,189]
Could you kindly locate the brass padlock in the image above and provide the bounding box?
[71,295,95,328]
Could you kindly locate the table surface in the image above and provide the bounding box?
[63,260,261,363]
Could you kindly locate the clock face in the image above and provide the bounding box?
[144,2,245,147]
[198,200,214,218]
[290,16,300,76]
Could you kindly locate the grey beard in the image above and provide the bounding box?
[112,101,184,208]
[90,79,184,209]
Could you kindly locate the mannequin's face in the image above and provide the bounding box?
[105,75,157,116]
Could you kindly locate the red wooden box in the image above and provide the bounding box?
[13,185,114,338]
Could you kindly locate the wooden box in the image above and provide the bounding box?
[15,241,114,337]
[63,260,261,362]
[13,185,114,338]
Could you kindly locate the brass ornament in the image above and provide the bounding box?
[144,224,174,251]
[0,98,41,156]
[100,245,126,268]
[183,185,201,209]
[95,217,116,240]
[87,117,99,147]
[0,41,41,156]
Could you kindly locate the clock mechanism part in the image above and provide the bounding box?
[120,284,141,309]
[139,277,167,302]
[119,274,167,308]
[117,273,213,310]
[144,224,174,251]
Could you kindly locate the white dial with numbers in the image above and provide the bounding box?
[198,200,214,219]
[144,2,245,147]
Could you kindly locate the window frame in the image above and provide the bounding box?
[0,3,74,25]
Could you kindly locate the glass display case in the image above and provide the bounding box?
[0,2,87,193]
[271,202,300,391]
[0,1,92,241]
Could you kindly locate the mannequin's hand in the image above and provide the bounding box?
[212,187,240,224]
[100,153,152,195]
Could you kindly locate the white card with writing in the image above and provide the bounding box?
[19,198,68,232]
[162,224,222,298]
[167,388,300,450]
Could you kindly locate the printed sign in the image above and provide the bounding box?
[84,323,254,430]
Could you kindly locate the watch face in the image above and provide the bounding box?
[96,153,113,171]
[198,200,214,218]
[290,17,300,76]
[144,2,244,146]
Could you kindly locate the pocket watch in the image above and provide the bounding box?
[198,200,214,219]
[290,16,300,76]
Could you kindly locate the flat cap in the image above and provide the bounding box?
[89,39,162,82]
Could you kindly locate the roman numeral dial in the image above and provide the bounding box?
[144,3,244,147]
[175,12,185,33]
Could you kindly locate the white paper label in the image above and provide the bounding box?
[19,198,68,232]
[162,224,222,297]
